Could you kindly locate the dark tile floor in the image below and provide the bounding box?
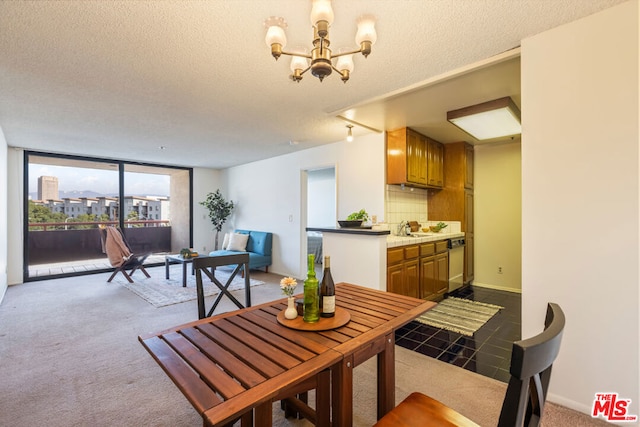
[395,285,522,383]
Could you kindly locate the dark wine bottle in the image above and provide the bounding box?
[320,255,335,318]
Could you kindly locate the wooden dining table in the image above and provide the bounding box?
[138,282,435,426]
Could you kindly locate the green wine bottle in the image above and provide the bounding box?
[303,254,319,323]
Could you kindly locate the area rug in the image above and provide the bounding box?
[113,266,266,308]
[416,297,503,336]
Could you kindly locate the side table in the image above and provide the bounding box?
[165,254,198,287]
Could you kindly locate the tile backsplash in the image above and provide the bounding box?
[384,184,429,227]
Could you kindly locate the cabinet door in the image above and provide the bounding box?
[464,190,474,233]
[404,258,420,299]
[464,234,474,284]
[435,252,449,294]
[387,263,404,295]
[464,144,474,190]
[427,139,444,188]
[407,130,427,185]
[420,256,436,300]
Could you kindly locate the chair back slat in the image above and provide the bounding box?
[498,303,565,427]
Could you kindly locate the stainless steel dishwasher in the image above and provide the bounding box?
[448,238,465,292]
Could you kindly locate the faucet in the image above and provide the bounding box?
[397,220,409,236]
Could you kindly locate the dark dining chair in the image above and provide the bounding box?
[193,253,251,319]
[374,303,565,427]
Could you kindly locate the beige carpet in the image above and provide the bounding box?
[114,264,265,307]
[0,269,609,426]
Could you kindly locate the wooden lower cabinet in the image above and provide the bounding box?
[387,240,448,301]
[419,251,449,301]
[387,245,420,298]
[465,233,474,284]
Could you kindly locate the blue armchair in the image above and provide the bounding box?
[208,229,273,272]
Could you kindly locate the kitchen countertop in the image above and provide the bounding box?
[306,226,391,236]
[387,231,465,248]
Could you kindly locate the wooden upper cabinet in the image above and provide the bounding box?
[386,127,443,189]
[406,130,427,185]
[427,138,444,188]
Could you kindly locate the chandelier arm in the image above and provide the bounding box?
[299,66,312,76]
[279,50,313,59]
[331,47,363,58]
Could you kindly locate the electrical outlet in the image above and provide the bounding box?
[498,266,503,274]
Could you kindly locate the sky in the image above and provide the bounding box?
[29,164,170,196]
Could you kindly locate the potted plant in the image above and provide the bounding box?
[200,189,234,250]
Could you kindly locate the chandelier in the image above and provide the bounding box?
[264,0,377,83]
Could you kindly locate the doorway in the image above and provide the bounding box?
[305,166,336,276]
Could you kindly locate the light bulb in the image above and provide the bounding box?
[355,15,377,45]
[264,17,287,48]
[310,0,334,26]
[336,48,355,73]
[346,125,353,142]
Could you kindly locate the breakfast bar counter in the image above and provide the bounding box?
[306,227,390,291]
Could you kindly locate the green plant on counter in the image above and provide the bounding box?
[346,209,369,222]
[433,222,448,232]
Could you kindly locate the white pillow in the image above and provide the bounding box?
[227,232,249,252]
[221,232,231,250]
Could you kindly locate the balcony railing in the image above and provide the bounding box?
[28,219,170,231]
[27,221,172,265]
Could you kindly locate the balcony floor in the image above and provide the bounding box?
[28,254,168,278]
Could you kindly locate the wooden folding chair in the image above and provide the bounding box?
[100,226,151,283]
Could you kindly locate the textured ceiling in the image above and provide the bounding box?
[0,0,626,169]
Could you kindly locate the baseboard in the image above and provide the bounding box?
[470,281,522,294]
[0,280,7,305]
[547,392,594,418]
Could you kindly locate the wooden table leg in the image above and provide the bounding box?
[377,332,395,420]
[239,410,253,427]
[332,354,354,427]
[315,369,331,426]
[182,261,187,287]
[254,401,272,427]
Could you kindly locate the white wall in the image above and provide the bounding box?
[474,140,522,292]
[223,132,385,279]
[522,0,639,416]
[192,167,224,253]
[6,148,23,285]
[0,127,7,301]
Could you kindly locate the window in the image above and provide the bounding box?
[25,152,192,280]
